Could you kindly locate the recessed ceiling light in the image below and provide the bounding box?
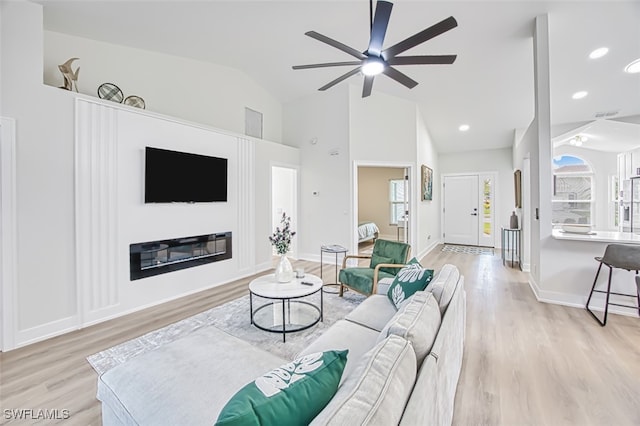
[572,91,588,100]
[624,58,640,74]
[589,47,609,59]
[458,124,470,132]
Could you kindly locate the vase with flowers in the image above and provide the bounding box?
[269,212,296,282]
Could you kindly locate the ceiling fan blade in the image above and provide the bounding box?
[319,67,362,91]
[387,55,457,66]
[383,66,418,89]
[362,75,375,98]
[382,16,458,59]
[305,31,367,60]
[293,61,362,70]
[368,1,393,56]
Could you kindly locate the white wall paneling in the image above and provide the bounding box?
[237,137,256,273]
[1,117,18,350]
[75,99,120,324]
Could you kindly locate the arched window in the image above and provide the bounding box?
[552,155,594,225]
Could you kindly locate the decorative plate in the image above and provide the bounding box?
[97,83,124,103]
[124,95,146,109]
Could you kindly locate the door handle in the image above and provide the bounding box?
[471,213,478,216]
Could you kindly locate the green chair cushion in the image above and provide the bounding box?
[215,350,348,426]
[339,267,395,295]
[370,239,410,275]
[370,254,395,275]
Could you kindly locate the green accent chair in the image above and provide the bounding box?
[338,239,411,297]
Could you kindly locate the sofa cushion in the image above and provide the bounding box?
[377,291,441,367]
[429,264,461,313]
[298,319,380,383]
[310,335,417,426]
[215,350,348,426]
[97,326,287,426]
[339,267,395,294]
[344,294,397,332]
[387,262,434,309]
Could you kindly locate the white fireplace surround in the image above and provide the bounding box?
[0,98,298,351]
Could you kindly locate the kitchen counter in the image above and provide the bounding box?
[551,229,640,244]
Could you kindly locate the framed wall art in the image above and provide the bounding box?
[514,169,522,208]
[421,165,433,201]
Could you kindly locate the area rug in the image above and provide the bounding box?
[442,244,494,255]
[87,290,365,375]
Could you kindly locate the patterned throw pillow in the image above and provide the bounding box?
[386,260,434,309]
[215,350,348,426]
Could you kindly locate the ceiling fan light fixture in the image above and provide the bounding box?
[362,57,385,76]
[624,58,640,74]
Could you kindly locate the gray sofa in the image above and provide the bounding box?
[97,264,466,425]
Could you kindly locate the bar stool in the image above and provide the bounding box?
[586,244,640,326]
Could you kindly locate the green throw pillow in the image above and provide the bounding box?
[387,261,434,309]
[215,350,348,426]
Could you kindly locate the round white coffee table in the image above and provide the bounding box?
[249,273,323,342]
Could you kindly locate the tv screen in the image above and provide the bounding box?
[144,147,228,203]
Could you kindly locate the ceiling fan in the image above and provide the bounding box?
[292,0,458,98]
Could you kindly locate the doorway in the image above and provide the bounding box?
[442,173,496,247]
[271,166,298,257]
[355,165,412,256]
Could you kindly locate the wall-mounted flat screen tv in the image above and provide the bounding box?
[145,147,228,203]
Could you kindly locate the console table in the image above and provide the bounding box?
[320,244,348,294]
[501,227,521,270]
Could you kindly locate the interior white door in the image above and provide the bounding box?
[444,175,479,245]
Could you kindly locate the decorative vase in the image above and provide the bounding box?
[275,254,294,283]
[510,211,519,229]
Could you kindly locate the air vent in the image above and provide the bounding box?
[595,110,619,118]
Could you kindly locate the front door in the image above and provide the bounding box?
[443,174,495,247]
[443,175,479,245]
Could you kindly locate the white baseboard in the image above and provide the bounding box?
[5,264,274,352]
[13,315,79,350]
[528,276,638,317]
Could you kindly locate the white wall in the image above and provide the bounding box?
[272,166,298,256]
[348,85,417,162]
[255,143,300,267]
[1,1,77,337]
[282,88,351,260]
[416,110,441,257]
[283,85,442,262]
[43,30,283,143]
[0,1,298,349]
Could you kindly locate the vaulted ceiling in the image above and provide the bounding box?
[38,0,640,153]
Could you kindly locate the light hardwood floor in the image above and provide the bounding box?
[1,247,639,425]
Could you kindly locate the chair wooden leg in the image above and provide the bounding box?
[339,284,344,297]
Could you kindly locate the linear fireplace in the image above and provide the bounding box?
[130,232,232,280]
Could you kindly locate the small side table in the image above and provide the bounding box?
[501,227,521,270]
[320,244,348,294]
